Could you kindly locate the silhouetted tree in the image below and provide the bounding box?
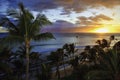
[0,3,54,80]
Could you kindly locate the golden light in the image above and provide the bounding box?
[92,27,109,33]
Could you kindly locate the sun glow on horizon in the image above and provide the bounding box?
[92,27,110,33]
[89,25,120,33]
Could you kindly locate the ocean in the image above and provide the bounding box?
[1,33,120,55]
[31,33,120,55]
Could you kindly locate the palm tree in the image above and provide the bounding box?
[0,3,54,80]
[15,45,42,79]
[63,43,78,60]
[0,47,15,79]
[47,48,64,79]
[13,45,32,80]
[36,63,52,80]
[29,51,41,76]
[86,50,120,80]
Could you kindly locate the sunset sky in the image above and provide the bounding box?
[0,0,120,33]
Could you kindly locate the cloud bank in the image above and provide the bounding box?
[77,14,113,26]
[0,0,120,13]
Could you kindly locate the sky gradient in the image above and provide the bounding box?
[0,0,120,33]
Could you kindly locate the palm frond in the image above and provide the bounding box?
[7,8,20,18]
[0,35,24,47]
[101,51,119,74]
[18,2,26,15]
[33,32,55,41]
[0,17,15,27]
[28,14,52,37]
[29,15,43,34]
[38,14,52,27]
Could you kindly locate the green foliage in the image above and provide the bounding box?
[47,48,64,63]
[36,64,52,80]
[86,50,120,80]
[0,2,54,80]
[34,32,55,41]
[47,48,64,79]
[0,2,54,47]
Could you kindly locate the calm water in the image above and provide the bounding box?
[1,33,120,55]
[31,33,120,54]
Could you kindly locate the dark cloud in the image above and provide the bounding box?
[0,0,58,12]
[18,0,58,11]
[10,0,58,11]
[1,0,119,14]
[33,0,58,11]
[41,20,75,32]
[0,0,9,13]
[41,20,98,33]
[77,14,113,26]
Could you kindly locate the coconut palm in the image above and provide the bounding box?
[36,63,52,80]
[15,45,42,79]
[47,48,64,79]
[0,3,54,80]
[29,51,41,76]
[63,43,77,59]
[13,45,32,80]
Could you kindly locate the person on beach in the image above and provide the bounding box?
[109,35,118,49]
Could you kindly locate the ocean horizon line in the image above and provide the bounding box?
[1,32,120,34]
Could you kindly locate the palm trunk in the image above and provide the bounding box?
[36,60,40,76]
[26,40,30,80]
[62,57,67,77]
[56,63,60,79]
[63,63,67,76]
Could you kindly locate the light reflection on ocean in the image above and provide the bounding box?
[1,33,120,55]
[31,33,120,55]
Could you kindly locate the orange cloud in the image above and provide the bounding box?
[77,14,113,26]
[89,14,113,21]
[55,0,120,13]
